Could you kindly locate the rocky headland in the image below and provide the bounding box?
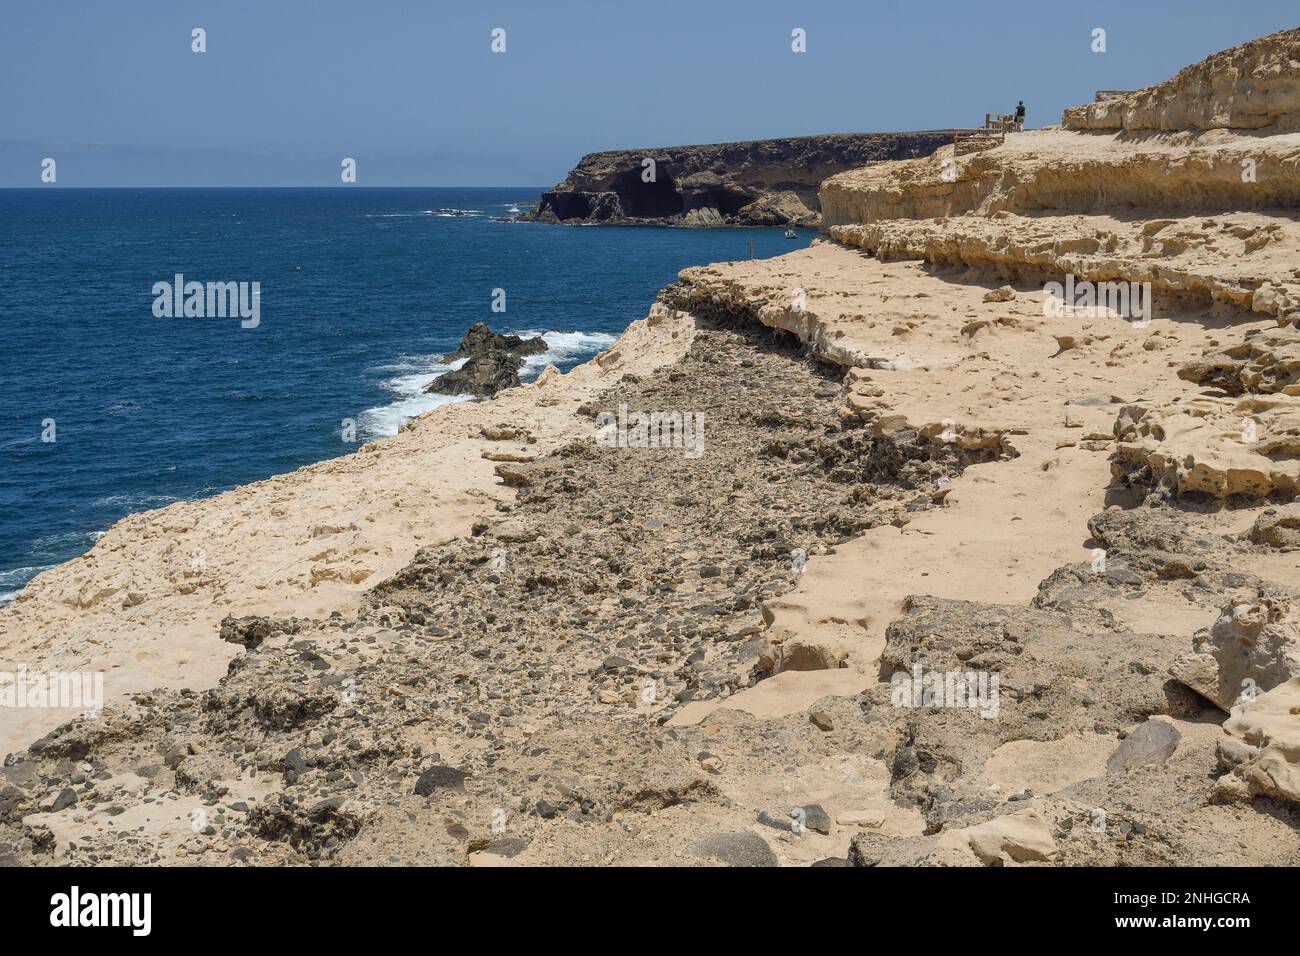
[521,132,953,227]
[3,29,1300,867]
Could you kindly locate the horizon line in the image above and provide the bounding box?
[0,184,550,191]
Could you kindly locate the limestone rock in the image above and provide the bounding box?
[1109,397,1300,499]
[1171,596,1300,710]
[936,810,1061,866]
[1249,505,1300,550]
[1063,28,1300,132]
[1214,677,1300,804]
[737,190,817,227]
[1178,327,1300,397]
[771,634,850,673]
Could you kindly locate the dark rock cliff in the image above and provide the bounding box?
[521,131,953,227]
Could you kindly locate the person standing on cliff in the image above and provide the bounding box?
[1014,101,1026,131]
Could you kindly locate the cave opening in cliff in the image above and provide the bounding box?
[712,187,754,216]
[612,169,684,218]
[547,192,592,220]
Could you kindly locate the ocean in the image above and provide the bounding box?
[0,187,812,601]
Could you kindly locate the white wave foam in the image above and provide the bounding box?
[363,209,483,220]
[92,493,182,511]
[0,564,54,586]
[0,563,56,602]
[358,391,474,438]
[31,530,98,550]
[360,329,616,437]
[381,357,465,397]
[360,354,474,438]
[518,330,617,378]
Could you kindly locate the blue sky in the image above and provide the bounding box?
[2,0,1295,186]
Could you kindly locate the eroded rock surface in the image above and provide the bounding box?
[1109,396,1300,501]
[1215,677,1300,804]
[1063,28,1300,132]
[0,321,979,866]
[1171,596,1300,710]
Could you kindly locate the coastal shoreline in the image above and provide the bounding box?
[0,306,697,757]
[5,27,1300,867]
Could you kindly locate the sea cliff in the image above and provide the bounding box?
[522,131,952,227]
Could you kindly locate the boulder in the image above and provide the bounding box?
[413,765,468,797]
[1170,595,1300,710]
[1107,718,1181,772]
[1214,677,1300,804]
[688,831,779,867]
[442,323,547,362]
[1249,505,1300,550]
[426,349,525,398]
[936,810,1061,865]
[428,323,551,398]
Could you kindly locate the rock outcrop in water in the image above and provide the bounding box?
[441,323,547,363]
[426,323,549,398]
[522,132,952,227]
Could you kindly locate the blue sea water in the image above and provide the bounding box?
[0,187,812,600]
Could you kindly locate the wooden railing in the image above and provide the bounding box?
[951,112,1020,155]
